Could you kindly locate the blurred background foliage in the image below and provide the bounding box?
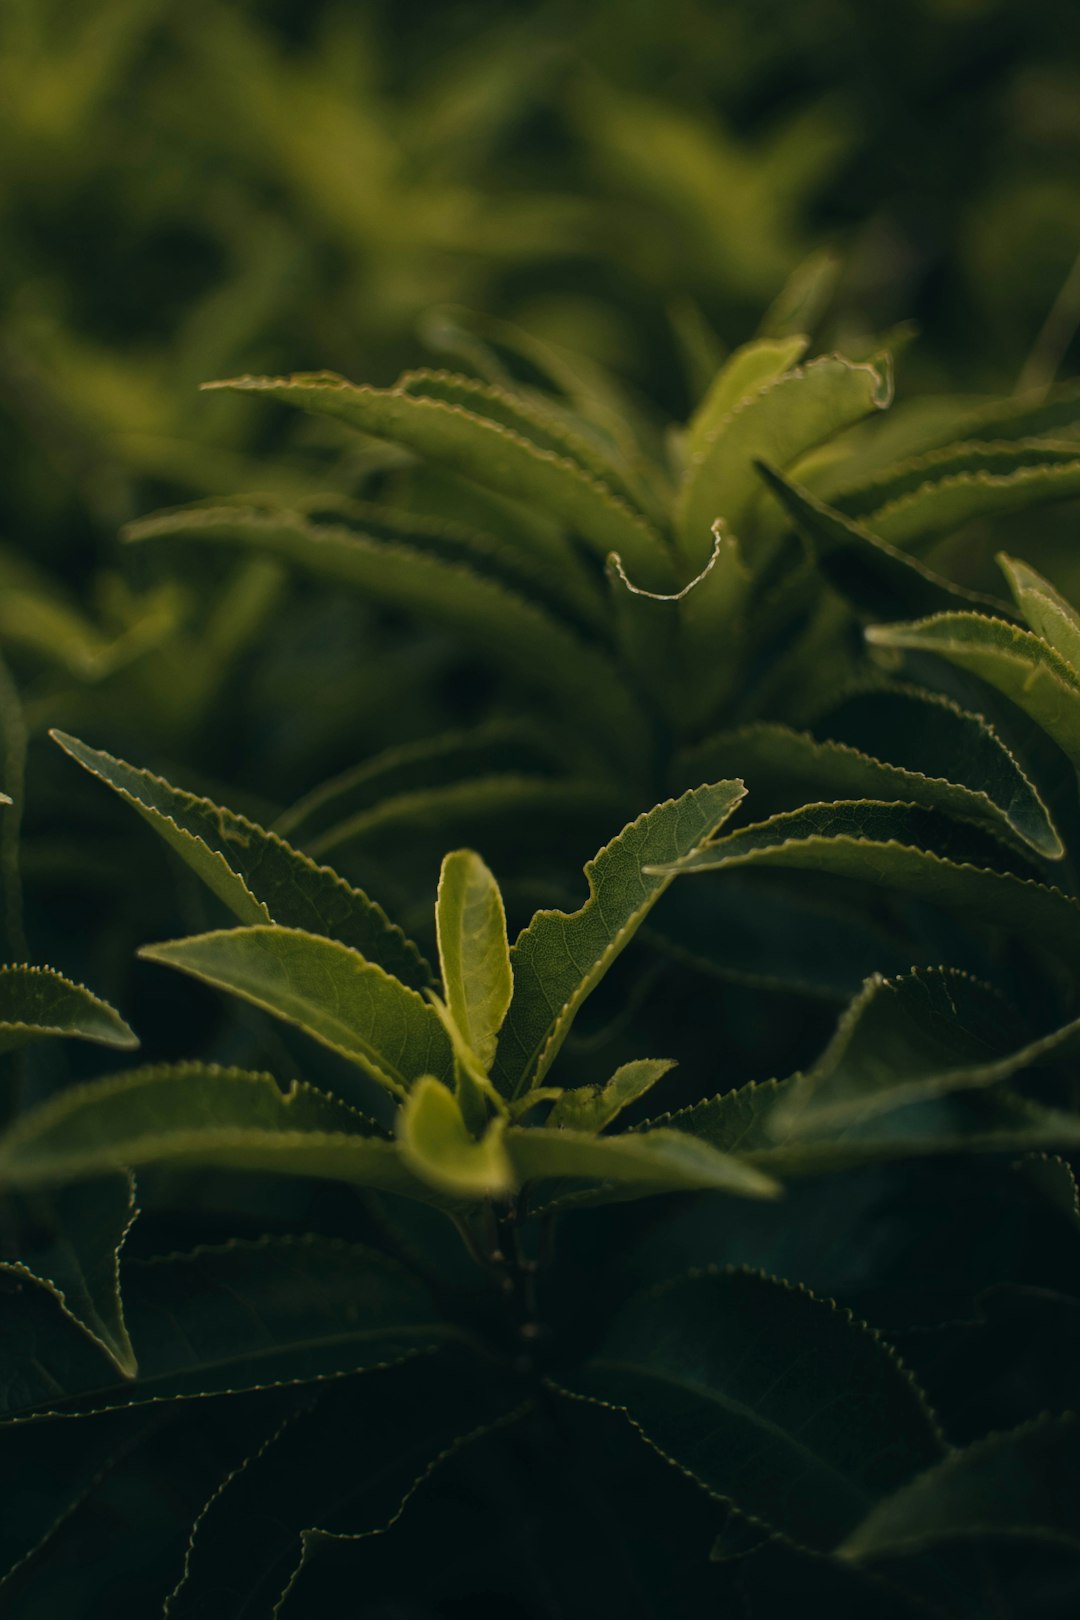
[3,0,1080,1057]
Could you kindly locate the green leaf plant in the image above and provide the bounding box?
[10,310,1080,1613]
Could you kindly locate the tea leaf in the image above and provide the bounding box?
[547,1058,677,1132]
[435,850,512,1070]
[0,1237,462,1421]
[397,1076,513,1199]
[507,1124,779,1199]
[556,1267,942,1550]
[51,731,432,991]
[681,718,1062,859]
[0,1064,434,1199]
[998,552,1080,674]
[125,506,641,759]
[493,781,747,1098]
[2,1175,138,1378]
[675,353,892,565]
[866,612,1080,768]
[202,372,674,587]
[840,1414,1080,1561]
[0,965,137,1055]
[139,927,452,1097]
[755,463,1013,619]
[651,801,1080,959]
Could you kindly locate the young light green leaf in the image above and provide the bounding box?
[866,612,1080,769]
[755,462,1013,619]
[680,715,1063,859]
[839,1414,1080,1562]
[124,507,642,761]
[507,1124,779,1200]
[0,1236,462,1421]
[0,965,137,1055]
[2,1175,139,1378]
[649,801,1080,958]
[435,850,512,1071]
[201,372,675,588]
[547,1058,677,1132]
[397,1075,513,1200]
[139,927,452,1097]
[492,780,747,1099]
[684,334,809,460]
[51,731,432,991]
[0,1064,443,1202]
[998,552,1080,674]
[675,353,892,566]
[555,1268,942,1551]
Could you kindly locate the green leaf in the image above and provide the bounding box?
[547,1058,677,1132]
[674,352,892,566]
[125,506,642,761]
[51,731,432,991]
[833,438,1080,526]
[139,926,452,1097]
[998,552,1080,674]
[846,449,1080,548]
[507,1124,779,1200]
[755,462,1013,619]
[435,849,512,1070]
[680,714,1063,859]
[0,1236,462,1420]
[1,1175,138,1378]
[492,781,747,1098]
[397,1076,513,1200]
[201,371,675,588]
[0,1064,434,1200]
[770,967,1075,1135]
[810,683,1063,859]
[555,1267,942,1550]
[606,531,752,728]
[839,1414,1080,1562]
[165,1353,526,1618]
[0,964,137,1055]
[866,612,1080,769]
[650,801,1080,959]
[684,335,809,460]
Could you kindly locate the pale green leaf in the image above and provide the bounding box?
[435,849,512,1070]
[547,1058,677,1132]
[397,1075,513,1199]
[507,1124,779,1199]
[201,371,675,588]
[998,552,1080,674]
[139,927,452,1097]
[684,335,809,460]
[492,781,747,1098]
[0,964,137,1055]
[0,1063,441,1202]
[555,1267,942,1550]
[867,611,1080,769]
[51,731,432,991]
[675,353,892,566]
